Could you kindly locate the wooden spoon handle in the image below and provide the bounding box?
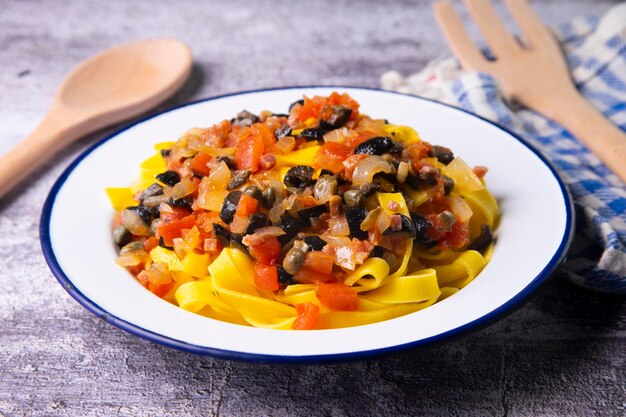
[0,109,85,199]
[535,91,626,184]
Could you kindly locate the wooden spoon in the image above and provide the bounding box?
[0,38,192,199]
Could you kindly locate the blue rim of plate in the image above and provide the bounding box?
[40,86,575,364]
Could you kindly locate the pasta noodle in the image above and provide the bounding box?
[108,92,499,330]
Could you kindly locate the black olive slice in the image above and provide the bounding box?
[354,137,394,155]
[219,191,242,224]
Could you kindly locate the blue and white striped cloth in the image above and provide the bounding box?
[381,4,626,293]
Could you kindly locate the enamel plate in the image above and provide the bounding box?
[41,87,574,363]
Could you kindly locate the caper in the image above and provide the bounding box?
[282,247,305,275]
[343,189,364,208]
[243,184,263,201]
[359,183,380,198]
[314,175,338,201]
[112,225,131,246]
[261,187,277,209]
[120,241,145,256]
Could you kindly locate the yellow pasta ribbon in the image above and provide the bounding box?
[149,247,181,270]
[275,146,321,167]
[461,187,499,239]
[208,248,258,295]
[175,280,232,313]
[438,287,459,301]
[433,250,485,288]
[343,258,389,291]
[105,187,136,211]
[316,302,434,329]
[360,269,440,304]
[154,141,175,151]
[209,249,297,326]
[140,152,167,183]
[383,124,421,144]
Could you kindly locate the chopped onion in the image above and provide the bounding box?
[351,155,392,186]
[329,215,350,237]
[230,215,251,234]
[115,254,142,267]
[143,194,169,207]
[123,209,151,236]
[446,157,484,191]
[207,161,231,190]
[323,127,350,143]
[274,136,296,154]
[376,210,391,232]
[171,178,198,200]
[252,226,286,237]
[446,195,473,223]
[268,203,286,225]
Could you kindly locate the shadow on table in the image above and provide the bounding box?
[144,277,623,416]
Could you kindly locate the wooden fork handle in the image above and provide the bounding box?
[537,91,626,183]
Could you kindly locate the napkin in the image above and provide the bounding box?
[381,4,626,294]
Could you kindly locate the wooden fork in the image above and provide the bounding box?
[434,0,626,183]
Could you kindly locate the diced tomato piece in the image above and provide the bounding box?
[236,194,259,217]
[136,270,174,298]
[156,214,196,247]
[439,220,470,250]
[190,152,212,176]
[196,211,223,233]
[251,123,277,149]
[316,283,359,311]
[234,136,264,172]
[292,302,320,330]
[405,142,432,169]
[200,119,231,148]
[160,206,192,223]
[127,264,144,276]
[302,251,335,275]
[314,142,353,173]
[295,266,333,284]
[166,158,182,172]
[326,92,360,120]
[143,236,159,253]
[344,130,375,148]
[296,95,326,123]
[253,264,280,291]
[247,235,281,264]
[295,92,360,124]
[150,282,174,298]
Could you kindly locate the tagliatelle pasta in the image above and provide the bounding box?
[107,92,499,330]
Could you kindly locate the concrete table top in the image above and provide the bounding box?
[1,1,624,416]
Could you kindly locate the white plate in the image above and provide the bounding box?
[41,87,574,362]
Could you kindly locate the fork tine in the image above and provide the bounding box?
[503,0,557,49]
[464,0,522,57]
[433,1,489,71]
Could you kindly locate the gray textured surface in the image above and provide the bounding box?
[1,0,625,416]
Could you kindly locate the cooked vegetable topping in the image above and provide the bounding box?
[108,91,499,331]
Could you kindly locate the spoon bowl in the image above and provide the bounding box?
[0,38,192,200]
